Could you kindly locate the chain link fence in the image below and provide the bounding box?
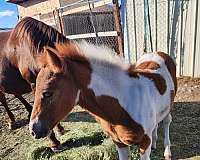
[58,0,122,55]
[62,11,117,50]
[27,0,123,56]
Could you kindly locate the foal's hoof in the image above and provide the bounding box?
[164,154,171,160]
[151,144,157,150]
[50,145,64,153]
[8,122,18,130]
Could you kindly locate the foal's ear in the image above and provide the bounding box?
[44,47,63,73]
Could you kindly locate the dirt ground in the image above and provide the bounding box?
[0,77,200,160]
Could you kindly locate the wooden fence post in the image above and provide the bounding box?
[53,9,64,34]
[112,0,124,57]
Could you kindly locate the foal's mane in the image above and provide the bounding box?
[54,41,129,72]
[9,17,69,54]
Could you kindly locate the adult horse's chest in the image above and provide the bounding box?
[0,58,32,94]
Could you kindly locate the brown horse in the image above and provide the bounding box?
[0,17,70,151]
[29,42,176,160]
[0,31,33,128]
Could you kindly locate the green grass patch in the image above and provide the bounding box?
[26,122,141,160]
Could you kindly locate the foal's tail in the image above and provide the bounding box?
[157,52,177,95]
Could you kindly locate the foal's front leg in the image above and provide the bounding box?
[163,113,172,160]
[116,145,131,160]
[140,132,152,160]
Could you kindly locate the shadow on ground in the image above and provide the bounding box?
[30,131,107,160]
[63,111,96,123]
[155,101,200,160]
[11,119,29,130]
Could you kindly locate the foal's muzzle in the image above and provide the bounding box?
[29,118,49,139]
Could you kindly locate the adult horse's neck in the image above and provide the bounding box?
[5,17,69,81]
[0,31,11,57]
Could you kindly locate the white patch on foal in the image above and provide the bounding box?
[116,146,131,160]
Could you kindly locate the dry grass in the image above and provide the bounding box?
[0,77,200,160]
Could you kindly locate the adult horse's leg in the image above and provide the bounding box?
[152,124,158,149]
[116,145,130,160]
[163,113,172,160]
[15,95,64,132]
[14,95,32,119]
[0,91,16,129]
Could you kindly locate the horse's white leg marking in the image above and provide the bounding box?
[116,146,130,160]
[163,113,172,160]
[152,124,158,149]
[140,133,152,160]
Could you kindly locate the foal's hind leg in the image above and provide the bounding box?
[163,113,172,160]
[0,92,16,129]
[14,95,32,119]
[140,133,152,160]
[152,124,158,149]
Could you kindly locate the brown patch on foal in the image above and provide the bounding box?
[157,51,177,94]
[78,89,150,153]
[136,61,160,70]
[55,43,92,88]
[128,66,167,95]
[38,42,92,89]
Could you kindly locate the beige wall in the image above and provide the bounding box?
[59,0,79,7]
[17,0,60,20]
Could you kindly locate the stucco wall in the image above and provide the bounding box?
[17,0,60,26]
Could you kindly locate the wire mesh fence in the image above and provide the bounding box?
[28,0,123,56]
[61,11,117,50]
[59,0,122,55]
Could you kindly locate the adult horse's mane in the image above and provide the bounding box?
[9,17,69,54]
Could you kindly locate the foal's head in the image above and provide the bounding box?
[29,44,84,139]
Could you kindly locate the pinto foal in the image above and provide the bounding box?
[29,41,177,160]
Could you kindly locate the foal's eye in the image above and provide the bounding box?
[42,92,53,98]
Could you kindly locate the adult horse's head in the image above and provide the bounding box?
[29,42,92,139]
